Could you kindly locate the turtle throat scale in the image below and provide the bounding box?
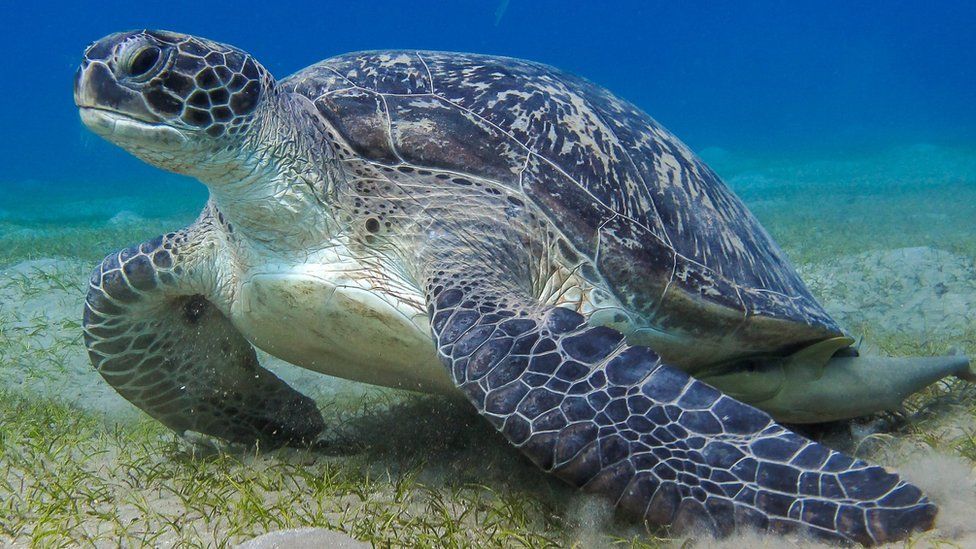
[203,90,343,249]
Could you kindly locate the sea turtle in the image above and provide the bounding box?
[74,30,973,544]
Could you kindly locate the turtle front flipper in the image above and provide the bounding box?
[422,264,936,544]
[83,231,324,448]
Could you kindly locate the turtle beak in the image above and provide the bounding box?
[75,35,186,149]
[74,33,164,125]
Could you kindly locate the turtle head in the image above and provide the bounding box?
[75,30,274,178]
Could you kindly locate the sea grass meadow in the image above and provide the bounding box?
[2,1,975,547]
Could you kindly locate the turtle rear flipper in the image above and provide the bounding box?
[700,338,975,423]
[83,232,325,448]
[422,260,936,544]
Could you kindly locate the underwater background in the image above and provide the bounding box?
[1,1,975,547]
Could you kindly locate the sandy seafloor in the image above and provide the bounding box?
[1,143,975,547]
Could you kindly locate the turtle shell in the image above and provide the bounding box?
[280,51,843,363]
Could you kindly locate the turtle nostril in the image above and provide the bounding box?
[127,46,161,78]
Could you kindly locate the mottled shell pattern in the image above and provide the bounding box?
[280,51,843,363]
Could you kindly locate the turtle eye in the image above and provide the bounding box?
[121,44,163,80]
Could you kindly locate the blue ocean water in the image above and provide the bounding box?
[2,3,976,545]
[1,0,974,190]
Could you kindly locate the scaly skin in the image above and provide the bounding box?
[75,29,941,543]
[83,217,324,447]
[420,248,936,545]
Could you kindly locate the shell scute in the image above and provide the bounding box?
[280,50,842,350]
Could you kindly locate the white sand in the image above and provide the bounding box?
[800,246,976,339]
[2,144,974,546]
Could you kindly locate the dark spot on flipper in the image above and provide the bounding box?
[140,236,164,254]
[584,458,635,502]
[119,246,138,262]
[824,452,856,472]
[261,390,326,447]
[560,396,596,422]
[605,398,628,423]
[85,291,121,317]
[555,360,589,381]
[533,408,568,431]
[365,217,380,233]
[597,433,630,467]
[731,457,759,483]
[639,364,687,402]
[521,431,559,470]
[553,421,598,462]
[733,504,770,531]
[527,352,561,375]
[673,497,715,534]
[799,471,819,495]
[152,250,173,269]
[183,294,208,324]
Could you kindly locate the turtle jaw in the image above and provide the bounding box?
[79,106,189,149]
[74,55,194,150]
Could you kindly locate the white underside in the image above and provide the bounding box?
[224,240,713,396]
[230,250,458,395]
